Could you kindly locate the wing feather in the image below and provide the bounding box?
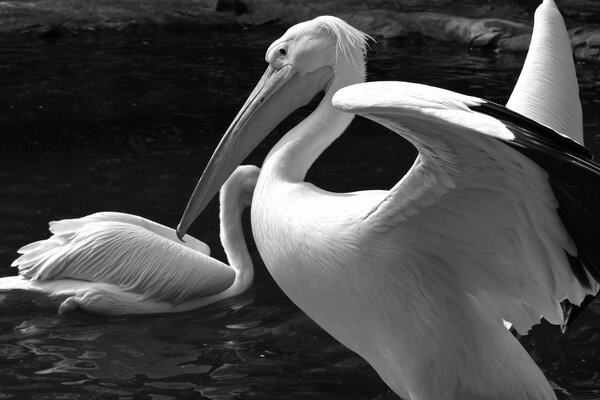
[48,212,211,255]
[12,218,234,304]
[333,81,600,333]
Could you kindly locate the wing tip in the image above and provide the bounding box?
[471,101,592,160]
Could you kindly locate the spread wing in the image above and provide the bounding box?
[11,214,234,304]
[333,81,600,334]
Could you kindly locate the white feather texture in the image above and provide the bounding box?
[507,0,583,144]
[255,22,566,400]
[2,165,260,315]
[180,7,600,400]
[334,81,591,333]
[178,7,599,400]
[15,219,233,303]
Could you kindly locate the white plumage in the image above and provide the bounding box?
[1,165,259,315]
[333,80,593,332]
[176,1,600,399]
[507,0,583,144]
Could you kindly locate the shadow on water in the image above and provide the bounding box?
[0,28,599,399]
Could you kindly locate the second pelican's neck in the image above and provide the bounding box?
[265,65,365,182]
[220,200,253,294]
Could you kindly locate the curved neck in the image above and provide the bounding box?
[264,62,366,182]
[219,198,253,293]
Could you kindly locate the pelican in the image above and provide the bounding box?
[1,165,259,315]
[177,0,600,398]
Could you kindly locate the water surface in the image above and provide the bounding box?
[0,29,599,399]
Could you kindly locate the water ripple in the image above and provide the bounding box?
[0,28,599,400]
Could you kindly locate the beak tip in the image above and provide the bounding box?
[176,223,187,242]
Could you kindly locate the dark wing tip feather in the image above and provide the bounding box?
[561,295,596,331]
[470,101,600,325]
[473,101,592,160]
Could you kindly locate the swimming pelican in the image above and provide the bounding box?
[177,4,600,400]
[1,165,259,315]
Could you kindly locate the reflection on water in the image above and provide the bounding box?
[0,294,384,399]
[0,29,599,399]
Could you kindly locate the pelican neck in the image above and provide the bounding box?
[263,63,366,183]
[219,195,253,289]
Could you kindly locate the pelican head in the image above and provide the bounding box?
[178,16,369,237]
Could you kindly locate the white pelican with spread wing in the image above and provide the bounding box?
[177,1,600,399]
[1,165,259,315]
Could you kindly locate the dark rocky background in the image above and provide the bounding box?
[1,0,599,61]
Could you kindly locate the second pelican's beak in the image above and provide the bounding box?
[177,64,333,238]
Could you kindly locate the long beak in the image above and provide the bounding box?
[177,64,334,238]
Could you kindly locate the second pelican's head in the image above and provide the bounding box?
[178,16,369,237]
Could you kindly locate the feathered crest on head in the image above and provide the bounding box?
[312,16,372,66]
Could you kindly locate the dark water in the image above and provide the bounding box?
[0,27,599,400]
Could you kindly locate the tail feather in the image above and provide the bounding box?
[12,232,74,276]
[48,218,86,235]
[15,239,52,255]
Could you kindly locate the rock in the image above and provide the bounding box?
[560,0,600,23]
[237,11,279,26]
[0,0,229,35]
[237,0,314,26]
[340,11,412,39]
[497,33,532,53]
[570,27,600,62]
[413,14,531,48]
[0,0,597,63]
[216,0,248,15]
[343,10,532,48]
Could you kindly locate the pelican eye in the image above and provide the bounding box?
[279,48,287,55]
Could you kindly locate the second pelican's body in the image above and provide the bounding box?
[178,2,600,399]
[2,165,259,315]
